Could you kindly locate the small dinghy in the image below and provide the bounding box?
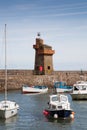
[22,85,48,94]
[54,81,73,93]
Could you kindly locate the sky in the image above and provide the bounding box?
[0,0,87,70]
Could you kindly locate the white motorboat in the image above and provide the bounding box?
[0,24,19,119]
[71,80,87,100]
[22,85,48,94]
[43,94,75,119]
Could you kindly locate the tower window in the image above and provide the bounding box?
[48,66,50,70]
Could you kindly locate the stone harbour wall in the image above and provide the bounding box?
[0,69,87,91]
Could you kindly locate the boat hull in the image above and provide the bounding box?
[43,109,74,119]
[22,86,48,94]
[0,108,18,119]
[71,93,87,100]
[56,88,72,93]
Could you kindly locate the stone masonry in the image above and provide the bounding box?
[0,69,87,91]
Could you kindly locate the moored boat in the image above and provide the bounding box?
[71,80,87,100]
[0,24,19,119]
[43,94,75,120]
[22,85,48,94]
[54,81,73,93]
[0,101,19,119]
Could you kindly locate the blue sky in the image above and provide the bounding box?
[0,0,87,70]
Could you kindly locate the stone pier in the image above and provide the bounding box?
[0,70,87,91]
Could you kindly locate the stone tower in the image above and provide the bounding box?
[33,35,55,75]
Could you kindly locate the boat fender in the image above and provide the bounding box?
[43,110,49,116]
[54,114,58,119]
[70,112,75,119]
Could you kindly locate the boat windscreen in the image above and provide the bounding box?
[51,96,58,102]
[60,95,68,102]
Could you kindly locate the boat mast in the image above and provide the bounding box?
[5,24,7,101]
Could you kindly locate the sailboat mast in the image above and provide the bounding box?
[5,24,7,101]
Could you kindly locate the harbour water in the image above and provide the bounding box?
[0,90,87,130]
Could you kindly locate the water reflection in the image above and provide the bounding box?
[0,115,18,129]
[44,116,74,124]
[0,91,86,130]
[5,115,18,124]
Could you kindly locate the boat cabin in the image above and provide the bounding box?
[48,95,70,110]
[73,81,87,91]
[54,81,66,88]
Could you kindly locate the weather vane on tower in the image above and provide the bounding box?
[37,32,41,38]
